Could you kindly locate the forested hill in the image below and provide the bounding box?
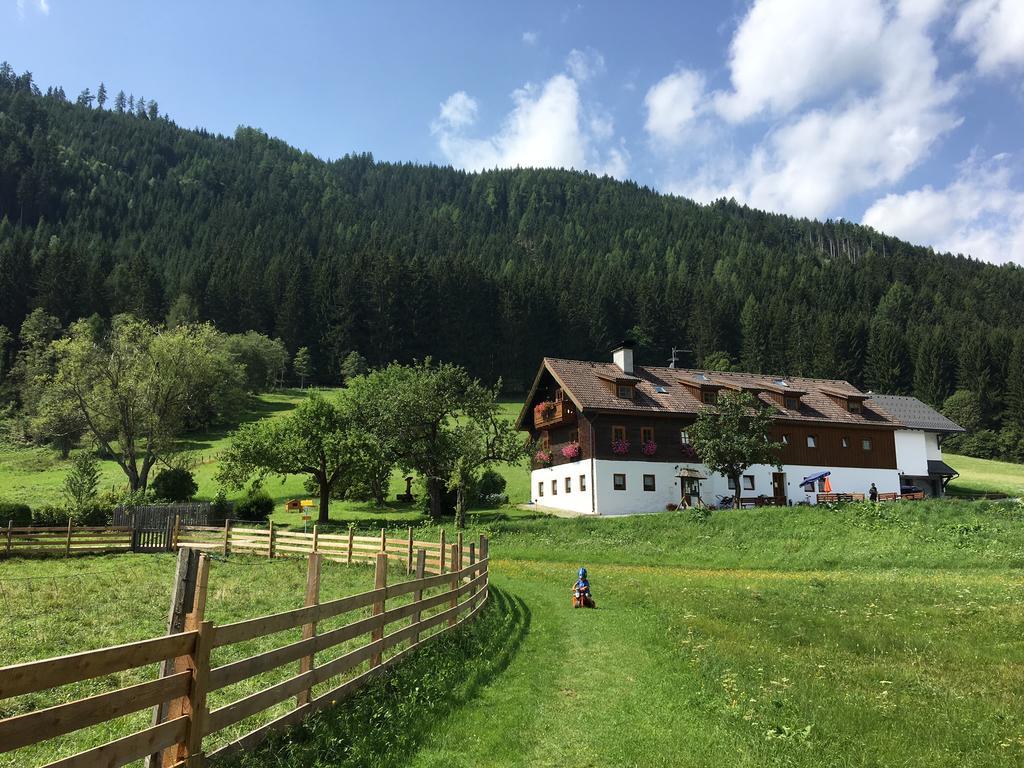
[1,63,1023,427]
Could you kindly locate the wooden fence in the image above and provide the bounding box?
[177,523,455,574]
[0,535,489,767]
[2,523,133,558]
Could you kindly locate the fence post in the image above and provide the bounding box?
[268,520,275,559]
[468,543,477,609]
[448,543,459,627]
[406,526,414,574]
[172,514,181,551]
[296,552,322,707]
[312,524,319,554]
[222,519,231,557]
[347,526,354,565]
[5,520,11,556]
[480,535,489,604]
[412,549,426,644]
[371,552,387,667]
[65,518,72,557]
[439,529,446,573]
[162,552,210,767]
[380,527,386,554]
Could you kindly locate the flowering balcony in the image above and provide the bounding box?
[533,399,577,429]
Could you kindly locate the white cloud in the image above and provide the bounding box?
[954,0,1024,74]
[714,0,886,122]
[644,69,705,145]
[16,0,49,15]
[862,154,1024,265]
[433,55,627,178]
[522,31,538,46]
[658,0,959,218]
[38,0,48,12]
[433,91,478,131]
[565,48,605,82]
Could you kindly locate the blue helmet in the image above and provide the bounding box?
[578,567,587,579]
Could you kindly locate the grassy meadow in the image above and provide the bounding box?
[1,501,1023,767]
[946,452,1024,498]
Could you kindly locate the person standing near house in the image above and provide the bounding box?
[869,483,878,502]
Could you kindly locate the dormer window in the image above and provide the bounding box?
[617,384,634,399]
[848,400,862,413]
[702,390,717,405]
[785,396,799,410]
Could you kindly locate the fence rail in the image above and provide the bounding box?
[177,523,454,574]
[2,523,133,558]
[0,533,489,768]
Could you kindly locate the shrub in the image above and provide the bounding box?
[152,467,199,502]
[235,488,274,522]
[33,504,69,526]
[0,501,32,526]
[212,489,232,521]
[477,469,507,497]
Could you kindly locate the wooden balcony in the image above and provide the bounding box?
[534,400,577,429]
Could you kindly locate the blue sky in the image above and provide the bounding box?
[4,0,1024,264]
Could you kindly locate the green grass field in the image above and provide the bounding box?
[946,452,1024,497]
[2,501,1022,767]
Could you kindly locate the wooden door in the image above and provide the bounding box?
[772,472,786,504]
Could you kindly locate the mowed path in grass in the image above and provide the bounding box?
[408,558,1024,768]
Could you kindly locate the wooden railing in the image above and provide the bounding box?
[176,523,456,574]
[0,536,489,767]
[817,491,925,503]
[534,400,577,429]
[1,523,133,558]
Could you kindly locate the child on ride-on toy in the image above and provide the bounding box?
[572,566,596,608]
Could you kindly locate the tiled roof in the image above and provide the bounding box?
[542,357,902,428]
[866,394,965,433]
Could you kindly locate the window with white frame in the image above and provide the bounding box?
[643,474,656,492]
[742,475,755,490]
[807,434,817,448]
[579,474,587,491]
[613,473,626,491]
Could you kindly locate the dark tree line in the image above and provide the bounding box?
[1,62,1023,460]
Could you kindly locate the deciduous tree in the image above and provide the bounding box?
[691,391,783,509]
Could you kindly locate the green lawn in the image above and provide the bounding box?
[946,452,1024,497]
[3,501,1023,767]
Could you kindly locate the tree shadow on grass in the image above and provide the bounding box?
[216,586,531,768]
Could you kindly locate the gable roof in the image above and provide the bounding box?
[866,394,965,433]
[519,357,903,429]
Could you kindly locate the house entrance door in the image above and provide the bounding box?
[772,472,786,505]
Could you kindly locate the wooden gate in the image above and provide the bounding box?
[115,504,213,553]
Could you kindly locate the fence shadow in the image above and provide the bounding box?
[215,585,531,768]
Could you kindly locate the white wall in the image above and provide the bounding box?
[925,431,942,460]
[530,460,596,515]
[894,430,929,476]
[588,460,901,515]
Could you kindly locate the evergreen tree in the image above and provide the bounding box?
[912,329,953,407]
[113,89,126,112]
[1004,332,1024,429]
[739,295,765,373]
[147,99,158,120]
[75,88,94,108]
[865,320,906,394]
[96,82,107,110]
[293,346,313,388]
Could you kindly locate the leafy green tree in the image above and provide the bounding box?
[702,350,736,372]
[943,389,981,433]
[346,361,519,520]
[339,350,367,386]
[447,415,525,528]
[293,346,313,388]
[50,315,243,491]
[165,293,199,329]
[217,391,367,523]
[151,467,199,502]
[62,451,100,515]
[691,391,783,509]
[225,331,288,392]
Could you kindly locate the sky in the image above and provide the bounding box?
[4,0,1024,265]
